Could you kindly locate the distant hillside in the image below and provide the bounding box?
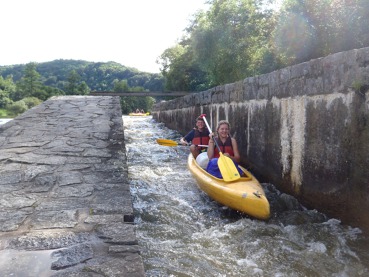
[0,59,165,92]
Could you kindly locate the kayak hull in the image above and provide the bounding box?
[128,112,150,116]
[188,154,270,220]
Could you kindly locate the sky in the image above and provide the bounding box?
[1,0,209,73]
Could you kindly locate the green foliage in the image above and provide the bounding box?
[64,70,81,95]
[274,0,369,65]
[0,108,9,117]
[22,97,43,109]
[7,100,28,116]
[113,80,155,114]
[16,63,43,99]
[0,75,16,94]
[157,0,369,91]
[11,63,65,101]
[113,79,129,92]
[120,96,155,115]
[0,75,15,108]
[0,60,163,118]
[158,0,279,89]
[64,70,90,95]
[0,63,65,115]
[42,86,65,99]
[158,44,209,91]
[0,60,164,93]
[0,93,12,109]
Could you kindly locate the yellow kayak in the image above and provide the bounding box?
[188,154,270,220]
[128,112,150,116]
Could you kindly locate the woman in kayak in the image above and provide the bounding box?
[180,116,210,158]
[206,120,242,178]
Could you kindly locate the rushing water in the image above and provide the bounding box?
[123,115,369,277]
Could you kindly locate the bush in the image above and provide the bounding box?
[23,97,42,109]
[0,96,12,109]
[7,100,28,116]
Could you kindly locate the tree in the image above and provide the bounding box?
[192,0,278,83]
[158,44,209,91]
[15,63,43,100]
[0,90,12,109]
[113,79,129,92]
[0,75,15,108]
[158,0,279,89]
[113,80,155,114]
[78,81,90,95]
[42,86,65,99]
[65,70,90,95]
[274,0,369,66]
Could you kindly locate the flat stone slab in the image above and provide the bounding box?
[7,231,92,250]
[51,243,94,270]
[0,96,144,276]
[89,255,145,276]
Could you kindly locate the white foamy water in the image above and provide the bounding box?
[0,118,12,125]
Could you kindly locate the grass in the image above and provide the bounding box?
[0,108,14,118]
[0,109,8,118]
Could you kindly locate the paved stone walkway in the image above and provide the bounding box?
[0,96,145,276]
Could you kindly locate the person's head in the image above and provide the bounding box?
[195,116,206,129]
[216,120,230,135]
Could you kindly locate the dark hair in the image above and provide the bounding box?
[196,117,205,122]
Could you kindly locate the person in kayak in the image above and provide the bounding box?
[206,120,243,178]
[180,116,210,158]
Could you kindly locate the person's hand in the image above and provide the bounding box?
[223,153,233,161]
[180,138,188,146]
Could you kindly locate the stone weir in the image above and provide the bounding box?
[0,96,145,276]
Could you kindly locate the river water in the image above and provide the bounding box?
[123,115,369,277]
[0,118,12,125]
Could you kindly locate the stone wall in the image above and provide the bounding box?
[152,47,369,232]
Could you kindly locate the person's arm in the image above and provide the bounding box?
[207,134,215,159]
[230,138,241,163]
[180,130,195,145]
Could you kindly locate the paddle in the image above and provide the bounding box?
[200,114,240,182]
[156,138,208,148]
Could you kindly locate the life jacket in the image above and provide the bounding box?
[192,129,210,152]
[213,136,234,158]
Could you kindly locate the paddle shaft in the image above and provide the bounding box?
[201,116,223,155]
[156,138,208,147]
[177,144,208,147]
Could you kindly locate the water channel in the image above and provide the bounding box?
[123,115,369,277]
